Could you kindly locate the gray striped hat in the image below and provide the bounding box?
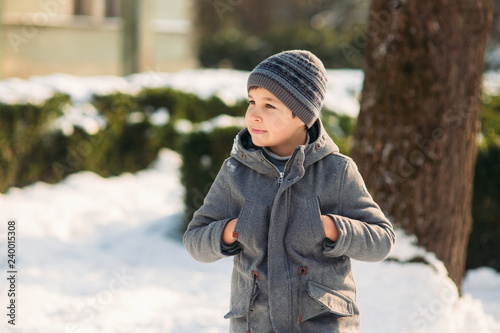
[247,50,328,128]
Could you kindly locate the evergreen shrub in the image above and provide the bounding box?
[180,126,243,230]
[468,137,500,272]
[0,87,248,193]
[321,109,356,155]
[89,93,161,176]
[467,96,500,272]
[0,93,69,192]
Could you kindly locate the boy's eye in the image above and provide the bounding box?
[266,104,276,109]
[248,100,255,105]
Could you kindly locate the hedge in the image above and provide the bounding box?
[0,88,247,191]
[467,138,500,272]
[0,85,351,193]
[180,126,243,228]
[0,93,69,192]
[466,96,500,272]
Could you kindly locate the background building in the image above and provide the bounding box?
[0,0,197,78]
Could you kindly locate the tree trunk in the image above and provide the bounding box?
[352,0,493,291]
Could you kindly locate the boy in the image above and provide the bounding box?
[183,50,395,332]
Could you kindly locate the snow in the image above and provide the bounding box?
[0,149,499,332]
[51,102,105,136]
[0,69,363,124]
[481,70,500,96]
[174,115,246,134]
[197,114,247,133]
[149,107,170,126]
[463,268,500,322]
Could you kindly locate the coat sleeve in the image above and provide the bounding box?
[183,159,241,263]
[323,158,396,262]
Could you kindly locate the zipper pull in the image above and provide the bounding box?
[277,172,284,184]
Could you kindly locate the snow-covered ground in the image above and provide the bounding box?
[0,149,499,333]
[1,69,500,332]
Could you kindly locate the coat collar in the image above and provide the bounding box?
[230,118,339,177]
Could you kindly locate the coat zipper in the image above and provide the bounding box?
[277,172,284,184]
[259,150,299,184]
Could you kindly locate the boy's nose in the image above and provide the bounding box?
[249,108,263,122]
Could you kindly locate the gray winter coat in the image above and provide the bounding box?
[183,119,395,332]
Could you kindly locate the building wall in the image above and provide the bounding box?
[3,0,73,15]
[138,0,197,73]
[0,0,197,78]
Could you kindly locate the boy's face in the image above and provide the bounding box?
[246,88,307,157]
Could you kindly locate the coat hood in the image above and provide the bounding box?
[230,118,339,177]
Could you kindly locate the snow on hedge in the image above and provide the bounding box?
[3,67,500,117]
[0,69,363,117]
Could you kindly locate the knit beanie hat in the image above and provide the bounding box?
[247,50,328,128]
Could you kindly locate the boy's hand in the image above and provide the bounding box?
[222,218,238,245]
[321,215,339,242]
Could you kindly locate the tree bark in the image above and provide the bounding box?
[352,0,493,291]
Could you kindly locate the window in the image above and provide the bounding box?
[73,0,91,16]
[105,0,121,17]
[73,0,121,18]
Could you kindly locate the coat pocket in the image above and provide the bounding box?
[302,280,354,322]
[224,283,259,319]
[306,196,327,242]
[233,199,270,251]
